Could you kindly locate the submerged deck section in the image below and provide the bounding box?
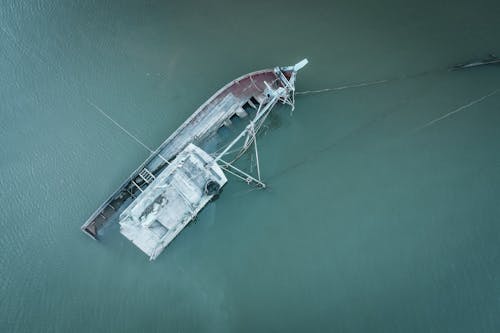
[119,143,227,260]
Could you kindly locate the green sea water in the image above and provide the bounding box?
[1,1,500,332]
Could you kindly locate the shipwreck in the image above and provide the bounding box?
[81,59,308,260]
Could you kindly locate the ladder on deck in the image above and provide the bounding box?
[138,168,156,184]
[130,168,156,195]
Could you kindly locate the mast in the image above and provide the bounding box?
[213,59,309,187]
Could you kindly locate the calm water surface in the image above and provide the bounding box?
[1,1,499,332]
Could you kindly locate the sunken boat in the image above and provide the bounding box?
[81,59,308,260]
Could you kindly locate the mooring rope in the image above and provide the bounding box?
[294,66,451,96]
[296,79,389,95]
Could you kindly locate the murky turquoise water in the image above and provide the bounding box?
[1,1,500,332]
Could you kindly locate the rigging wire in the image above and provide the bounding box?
[414,88,500,131]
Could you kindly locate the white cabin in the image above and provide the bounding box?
[119,143,227,260]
